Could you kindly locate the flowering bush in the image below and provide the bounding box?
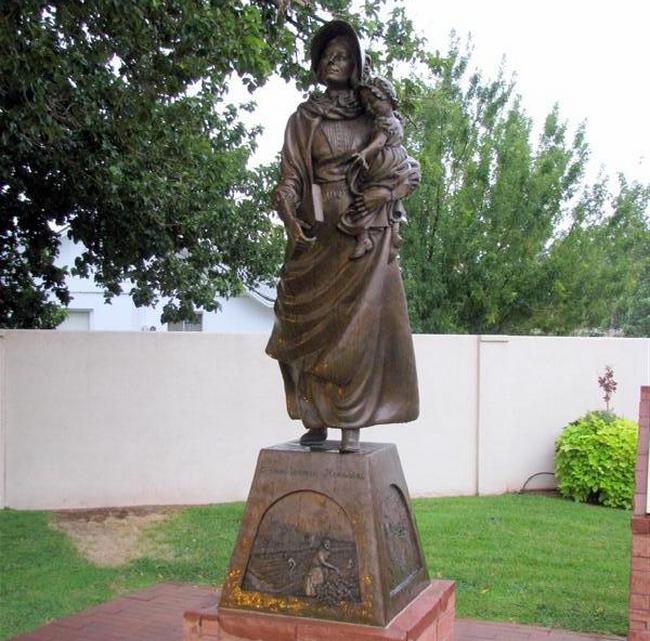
[555,411,638,509]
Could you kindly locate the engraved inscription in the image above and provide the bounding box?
[259,466,365,481]
[243,491,360,604]
[382,484,422,593]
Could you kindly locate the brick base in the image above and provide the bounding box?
[9,582,623,641]
[183,580,455,641]
[630,516,650,641]
[629,387,650,641]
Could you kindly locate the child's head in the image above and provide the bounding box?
[359,76,398,117]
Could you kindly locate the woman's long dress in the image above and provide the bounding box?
[266,95,419,430]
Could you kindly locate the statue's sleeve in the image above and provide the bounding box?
[272,113,305,210]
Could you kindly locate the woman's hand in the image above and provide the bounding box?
[351,151,369,170]
[276,198,315,251]
[286,216,315,251]
[350,186,392,219]
[392,162,421,200]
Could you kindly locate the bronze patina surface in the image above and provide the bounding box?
[215,19,439,632]
[265,20,421,446]
[218,441,430,627]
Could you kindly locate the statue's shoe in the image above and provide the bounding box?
[299,428,328,446]
[339,428,360,453]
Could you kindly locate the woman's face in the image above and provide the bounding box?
[317,36,354,88]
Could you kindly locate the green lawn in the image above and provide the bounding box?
[413,495,629,635]
[0,496,630,640]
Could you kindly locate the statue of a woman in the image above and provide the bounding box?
[266,20,420,453]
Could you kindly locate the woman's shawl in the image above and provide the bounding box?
[273,91,362,227]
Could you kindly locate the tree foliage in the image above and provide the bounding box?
[399,42,650,335]
[0,0,423,327]
[622,258,650,337]
[3,3,647,334]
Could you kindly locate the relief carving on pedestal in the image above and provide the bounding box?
[382,484,423,595]
[242,491,360,604]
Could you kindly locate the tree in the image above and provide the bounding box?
[398,41,649,335]
[618,185,650,337]
[1,0,423,327]
[622,262,650,337]
[534,178,650,335]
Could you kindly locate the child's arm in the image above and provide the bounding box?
[352,129,388,169]
[363,129,389,156]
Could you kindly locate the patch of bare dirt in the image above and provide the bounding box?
[52,506,179,567]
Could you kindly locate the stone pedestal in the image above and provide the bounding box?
[218,441,431,627]
[184,581,455,641]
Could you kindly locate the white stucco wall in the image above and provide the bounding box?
[475,335,649,495]
[0,330,647,509]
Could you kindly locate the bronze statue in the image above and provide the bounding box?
[266,20,420,453]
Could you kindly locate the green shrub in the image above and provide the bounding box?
[555,411,638,509]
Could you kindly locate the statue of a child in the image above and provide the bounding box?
[338,76,418,262]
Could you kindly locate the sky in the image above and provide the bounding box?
[238,0,650,186]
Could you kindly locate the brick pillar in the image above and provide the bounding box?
[630,386,650,641]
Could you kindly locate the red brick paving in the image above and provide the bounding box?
[9,583,624,641]
[9,583,216,641]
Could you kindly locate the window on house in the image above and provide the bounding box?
[167,313,203,332]
[57,310,91,331]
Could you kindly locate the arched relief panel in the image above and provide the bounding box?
[381,483,423,595]
[242,490,360,603]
